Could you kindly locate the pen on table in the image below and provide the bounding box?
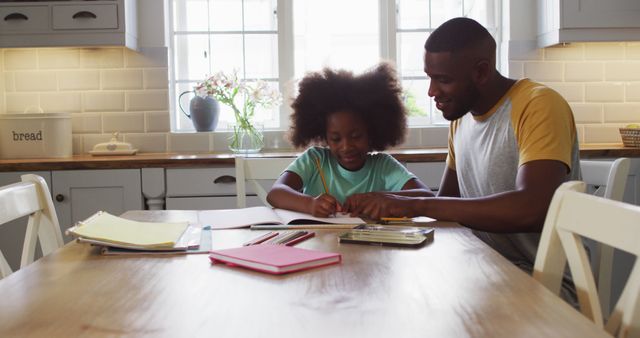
[284,231,315,246]
[314,156,329,195]
[243,231,279,246]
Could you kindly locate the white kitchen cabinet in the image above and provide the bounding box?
[0,171,51,272]
[165,167,263,210]
[537,0,640,47]
[0,0,138,50]
[405,162,446,191]
[51,169,143,241]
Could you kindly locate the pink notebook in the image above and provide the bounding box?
[209,244,341,275]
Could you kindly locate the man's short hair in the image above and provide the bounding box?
[424,17,495,53]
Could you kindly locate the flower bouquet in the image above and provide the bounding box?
[194,70,282,153]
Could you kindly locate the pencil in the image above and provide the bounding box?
[314,156,329,194]
[284,231,315,246]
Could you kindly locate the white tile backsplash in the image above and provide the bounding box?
[101,69,143,90]
[570,103,603,124]
[58,70,100,91]
[5,92,36,113]
[585,43,626,60]
[83,91,125,112]
[543,43,584,60]
[3,40,640,153]
[103,112,145,133]
[127,90,168,111]
[123,133,167,153]
[585,83,625,102]
[604,104,640,123]
[564,62,603,82]
[80,49,124,68]
[40,92,82,113]
[71,113,102,134]
[168,132,210,153]
[145,111,171,132]
[524,62,564,81]
[14,71,57,92]
[4,50,37,70]
[38,49,81,69]
[605,62,640,81]
[627,83,640,102]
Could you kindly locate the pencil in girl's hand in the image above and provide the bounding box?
[314,156,329,194]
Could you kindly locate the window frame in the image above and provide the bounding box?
[167,0,501,132]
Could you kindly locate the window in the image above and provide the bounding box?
[169,0,501,132]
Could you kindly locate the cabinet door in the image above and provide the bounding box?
[52,169,142,241]
[0,171,51,271]
[562,0,640,28]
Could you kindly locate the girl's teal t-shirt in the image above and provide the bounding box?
[285,147,415,204]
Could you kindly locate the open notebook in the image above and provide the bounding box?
[66,211,192,251]
[198,206,365,229]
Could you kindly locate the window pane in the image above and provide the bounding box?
[397,0,428,30]
[173,0,209,31]
[244,0,278,31]
[431,0,463,28]
[397,32,428,77]
[402,79,428,118]
[245,34,278,79]
[174,34,210,80]
[210,0,243,31]
[293,0,379,76]
[210,34,244,74]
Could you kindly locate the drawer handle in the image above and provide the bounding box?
[72,11,98,19]
[4,13,29,21]
[55,194,65,202]
[213,175,236,184]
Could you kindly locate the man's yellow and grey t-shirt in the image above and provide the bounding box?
[446,78,581,272]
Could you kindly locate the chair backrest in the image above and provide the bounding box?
[235,157,295,208]
[580,158,631,315]
[533,181,640,338]
[0,174,64,278]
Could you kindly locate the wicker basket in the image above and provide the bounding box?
[619,128,640,147]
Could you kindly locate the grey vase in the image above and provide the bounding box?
[179,91,220,132]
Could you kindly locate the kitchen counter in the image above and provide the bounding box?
[0,144,637,172]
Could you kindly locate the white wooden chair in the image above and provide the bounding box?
[235,156,294,208]
[581,158,631,315]
[533,181,640,338]
[0,174,64,278]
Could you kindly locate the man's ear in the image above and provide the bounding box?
[472,59,491,85]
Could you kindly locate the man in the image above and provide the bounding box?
[343,17,580,274]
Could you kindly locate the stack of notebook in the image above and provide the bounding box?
[67,211,209,255]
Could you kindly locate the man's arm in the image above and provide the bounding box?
[347,160,568,233]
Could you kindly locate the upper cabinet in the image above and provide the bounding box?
[537,0,640,47]
[0,0,138,50]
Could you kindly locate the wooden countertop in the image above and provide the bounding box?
[0,144,637,172]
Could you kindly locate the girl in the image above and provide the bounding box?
[266,62,433,218]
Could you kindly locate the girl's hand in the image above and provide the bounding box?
[309,194,341,217]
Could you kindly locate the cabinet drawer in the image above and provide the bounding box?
[0,6,49,33]
[52,4,118,30]
[166,168,256,197]
[166,196,263,210]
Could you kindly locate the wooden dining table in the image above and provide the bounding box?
[0,210,608,337]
